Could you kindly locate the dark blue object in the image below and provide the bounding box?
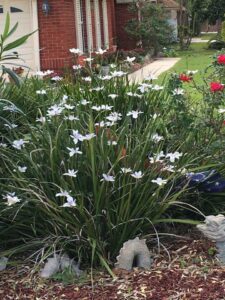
[186,170,225,193]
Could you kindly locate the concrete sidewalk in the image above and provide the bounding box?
[128,57,180,83]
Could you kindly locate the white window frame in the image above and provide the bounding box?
[74,0,84,53]
[94,0,101,49]
[102,0,109,49]
[85,0,93,52]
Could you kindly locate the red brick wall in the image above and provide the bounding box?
[107,0,116,48]
[37,0,77,71]
[37,0,116,71]
[115,3,137,50]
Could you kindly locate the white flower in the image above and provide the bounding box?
[111,70,127,77]
[91,86,104,92]
[47,105,64,117]
[151,133,164,143]
[108,94,118,100]
[67,147,82,157]
[62,197,77,207]
[63,169,78,177]
[106,112,122,122]
[84,133,96,140]
[92,105,113,111]
[107,140,117,146]
[162,165,175,172]
[4,123,18,129]
[56,189,76,207]
[36,89,47,95]
[73,64,82,70]
[70,130,83,144]
[83,76,92,82]
[0,143,7,148]
[101,174,115,182]
[127,92,135,96]
[96,48,107,55]
[84,57,93,62]
[35,70,54,76]
[3,105,17,112]
[17,166,27,173]
[148,151,165,163]
[36,116,46,124]
[127,110,143,119]
[64,104,75,110]
[151,177,167,186]
[4,192,21,206]
[172,88,184,96]
[125,56,136,63]
[99,75,112,81]
[69,48,82,55]
[12,139,27,150]
[64,115,79,121]
[80,99,90,105]
[131,171,143,179]
[166,151,183,163]
[187,70,198,75]
[145,73,158,81]
[151,84,164,91]
[121,167,132,174]
[95,121,105,127]
[110,63,117,68]
[218,108,225,114]
[152,113,160,120]
[51,76,62,81]
[56,190,71,198]
[138,83,152,93]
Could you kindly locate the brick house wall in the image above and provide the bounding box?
[37,0,116,71]
[115,3,137,50]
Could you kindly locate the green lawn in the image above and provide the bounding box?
[159,43,216,85]
[200,33,217,40]
[158,43,216,100]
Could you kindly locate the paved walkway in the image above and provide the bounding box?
[128,57,180,83]
[191,38,209,43]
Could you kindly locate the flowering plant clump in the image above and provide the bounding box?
[1,48,225,273]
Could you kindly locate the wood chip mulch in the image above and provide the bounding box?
[1,238,225,300]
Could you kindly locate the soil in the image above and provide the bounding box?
[1,237,225,300]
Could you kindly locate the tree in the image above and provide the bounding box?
[125,1,174,55]
[204,0,225,25]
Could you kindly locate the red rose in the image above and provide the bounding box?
[210,82,225,92]
[179,74,192,82]
[217,54,225,65]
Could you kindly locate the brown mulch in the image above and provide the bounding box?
[1,238,225,300]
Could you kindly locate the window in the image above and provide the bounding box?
[0,5,3,13]
[10,6,23,13]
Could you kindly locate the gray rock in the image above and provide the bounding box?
[0,257,8,271]
[115,237,152,270]
[60,253,83,277]
[197,214,225,264]
[40,255,60,278]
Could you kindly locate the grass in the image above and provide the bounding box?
[200,33,218,40]
[159,43,216,99]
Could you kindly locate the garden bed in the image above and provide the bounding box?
[1,237,224,300]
